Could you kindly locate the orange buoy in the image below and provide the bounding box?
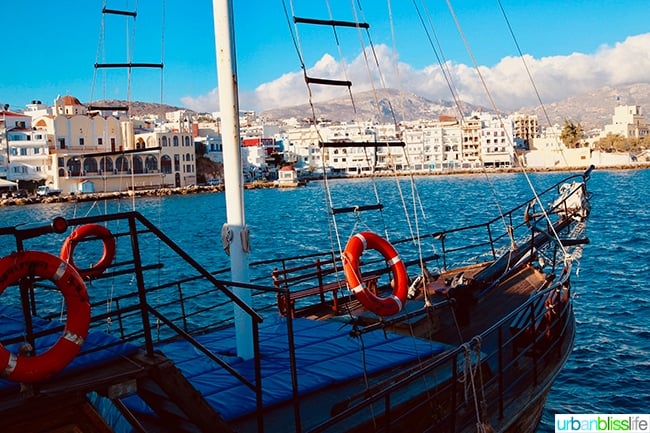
[343,231,408,316]
[0,251,90,383]
[61,224,115,278]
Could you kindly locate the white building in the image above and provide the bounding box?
[30,95,195,194]
[1,110,50,184]
[602,105,648,139]
[478,113,515,168]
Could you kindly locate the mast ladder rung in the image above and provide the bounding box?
[305,76,351,88]
[293,16,369,30]
[95,63,164,69]
[331,204,383,215]
[102,8,137,17]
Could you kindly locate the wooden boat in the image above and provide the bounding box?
[0,1,593,433]
[0,167,594,433]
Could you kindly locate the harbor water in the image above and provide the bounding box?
[0,168,648,432]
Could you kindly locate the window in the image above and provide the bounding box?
[79,137,85,146]
[173,136,179,147]
[115,156,129,173]
[161,155,172,174]
[98,137,103,146]
[82,157,96,173]
[99,157,113,173]
[145,155,158,172]
[132,156,144,174]
[66,158,82,176]
[58,138,66,149]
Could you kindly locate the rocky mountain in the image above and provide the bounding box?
[260,88,492,123]
[260,83,650,130]
[518,83,650,131]
[89,99,188,117]
[95,82,650,132]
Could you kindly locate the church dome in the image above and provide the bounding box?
[61,95,82,106]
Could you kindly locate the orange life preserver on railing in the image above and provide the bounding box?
[60,224,115,279]
[343,231,408,317]
[0,251,90,383]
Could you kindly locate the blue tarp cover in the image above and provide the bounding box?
[156,315,449,421]
[0,305,138,393]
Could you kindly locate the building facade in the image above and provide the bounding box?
[28,95,195,194]
[602,105,648,139]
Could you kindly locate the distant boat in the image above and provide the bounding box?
[0,1,594,433]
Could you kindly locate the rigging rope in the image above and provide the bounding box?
[429,0,570,257]
[460,336,490,433]
[283,0,443,297]
[495,0,571,168]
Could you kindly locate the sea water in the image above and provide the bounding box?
[0,168,648,431]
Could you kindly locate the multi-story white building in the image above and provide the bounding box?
[602,105,648,139]
[461,116,482,168]
[1,109,50,184]
[511,112,539,149]
[478,113,515,168]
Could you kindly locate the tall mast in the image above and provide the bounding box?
[212,0,253,360]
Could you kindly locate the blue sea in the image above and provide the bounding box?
[1,168,648,431]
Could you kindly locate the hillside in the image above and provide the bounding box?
[260,83,650,130]
[518,83,650,131]
[260,88,491,123]
[97,83,650,131]
[89,99,188,117]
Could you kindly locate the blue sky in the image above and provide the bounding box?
[1,0,649,113]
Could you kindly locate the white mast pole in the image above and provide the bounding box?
[212,0,253,360]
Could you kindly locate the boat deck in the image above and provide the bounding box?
[127,315,451,424]
[428,263,548,345]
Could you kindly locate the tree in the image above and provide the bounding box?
[594,133,625,152]
[594,134,647,153]
[560,120,585,148]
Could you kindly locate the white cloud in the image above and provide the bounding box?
[181,32,650,113]
[180,87,220,113]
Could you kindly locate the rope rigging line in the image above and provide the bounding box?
[462,0,570,258]
[412,0,466,122]
[459,336,491,433]
[435,0,570,258]
[351,0,400,131]
[386,0,405,118]
[284,0,444,298]
[283,0,345,261]
[495,0,571,169]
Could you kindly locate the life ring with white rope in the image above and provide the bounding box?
[0,251,90,383]
[343,231,408,316]
[60,224,115,278]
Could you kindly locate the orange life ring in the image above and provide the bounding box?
[343,231,408,316]
[60,224,115,278]
[0,251,90,383]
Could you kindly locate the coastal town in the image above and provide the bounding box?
[0,95,648,201]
